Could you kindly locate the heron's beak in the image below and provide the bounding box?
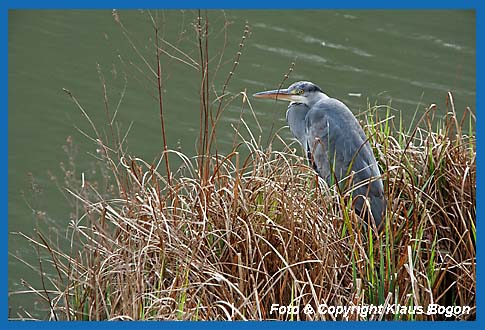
[253,88,295,102]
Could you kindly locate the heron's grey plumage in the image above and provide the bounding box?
[254,81,386,228]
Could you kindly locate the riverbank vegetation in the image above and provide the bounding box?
[13,10,475,320]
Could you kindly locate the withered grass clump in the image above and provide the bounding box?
[18,96,475,320]
[11,11,475,321]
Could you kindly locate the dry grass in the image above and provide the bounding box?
[10,10,475,321]
[14,97,476,320]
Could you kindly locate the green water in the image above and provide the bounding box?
[8,10,475,318]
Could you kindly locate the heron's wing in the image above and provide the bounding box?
[305,98,386,226]
[305,99,368,183]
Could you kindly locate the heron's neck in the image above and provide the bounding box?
[286,103,310,146]
[306,91,329,108]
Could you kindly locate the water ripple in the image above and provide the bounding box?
[302,35,373,57]
[376,28,474,54]
[252,43,328,64]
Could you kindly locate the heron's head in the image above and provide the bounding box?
[253,81,326,106]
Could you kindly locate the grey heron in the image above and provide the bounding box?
[253,81,386,229]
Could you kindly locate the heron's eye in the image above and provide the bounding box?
[298,89,304,95]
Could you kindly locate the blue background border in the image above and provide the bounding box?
[2,0,480,328]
